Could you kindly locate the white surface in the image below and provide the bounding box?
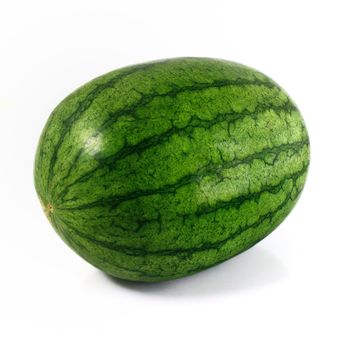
[1,0,349,349]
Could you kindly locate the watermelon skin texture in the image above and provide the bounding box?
[34,58,310,282]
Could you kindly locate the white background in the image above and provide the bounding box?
[1,0,349,349]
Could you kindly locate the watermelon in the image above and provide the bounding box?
[34,57,310,282]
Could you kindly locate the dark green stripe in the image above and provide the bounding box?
[192,161,308,218]
[97,78,278,132]
[53,215,151,277]
[58,168,302,259]
[56,182,294,280]
[60,139,308,210]
[46,62,160,190]
[99,99,295,166]
[55,100,297,201]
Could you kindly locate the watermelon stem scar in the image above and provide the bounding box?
[42,202,54,219]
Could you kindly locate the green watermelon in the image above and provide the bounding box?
[34,57,310,282]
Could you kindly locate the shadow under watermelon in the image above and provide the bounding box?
[104,246,288,297]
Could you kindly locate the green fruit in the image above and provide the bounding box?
[34,57,310,282]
